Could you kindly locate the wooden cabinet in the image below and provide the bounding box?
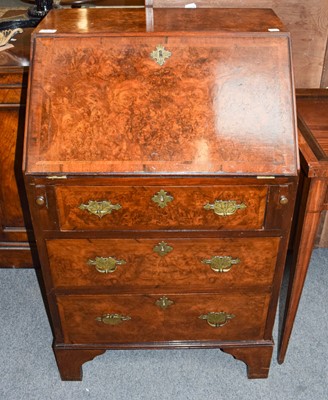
[278,89,328,363]
[0,27,36,268]
[23,8,298,380]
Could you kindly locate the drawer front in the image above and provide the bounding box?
[0,88,23,104]
[57,293,270,344]
[47,237,280,290]
[55,185,268,231]
[0,73,25,86]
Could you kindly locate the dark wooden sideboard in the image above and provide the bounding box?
[0,24,37,268]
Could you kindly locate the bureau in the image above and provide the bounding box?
[23,7,298,380]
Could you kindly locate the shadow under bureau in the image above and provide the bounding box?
[23,7,298,380]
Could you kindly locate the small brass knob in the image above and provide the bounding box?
[279,196,289,205]
[35,196,45,206]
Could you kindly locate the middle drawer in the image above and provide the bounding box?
[46,237,280,291]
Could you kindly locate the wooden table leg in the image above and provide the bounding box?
[278,177,326,364]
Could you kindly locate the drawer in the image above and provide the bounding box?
[57,292,270,344]
[0,88,23,104]
[0,73,25,86]
[47,237,280,291]
[55,185,268,231]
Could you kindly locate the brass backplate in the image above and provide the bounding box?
[204,200,247,217]
[199,312,235,328]
[87,256,126,274]
[201,256,240,273]
[153,241,173,257]
[79,200,121,218]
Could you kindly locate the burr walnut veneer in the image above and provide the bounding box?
[23,8,298,380]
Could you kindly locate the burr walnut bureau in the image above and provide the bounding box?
[23,7,299,380]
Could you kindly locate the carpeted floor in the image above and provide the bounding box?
[0,248,327,399]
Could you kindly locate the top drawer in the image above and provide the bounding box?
[54,185,267,231]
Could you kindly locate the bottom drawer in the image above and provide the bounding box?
[57,293,270,344]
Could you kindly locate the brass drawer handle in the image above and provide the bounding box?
[204,200,246,217]
[79,200,121,218]
[150,44,171,66]
[155,296,174,310]
[201,256,240,273]
[87,256,126,274]
[96,313,131,326]
[153,241,173,257]
[199,312,235,328]
[152,189,174,208]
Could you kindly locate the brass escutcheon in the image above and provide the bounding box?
[204,200,247,217]
[95,313,131,326]
[201,256,240,273]
[150,44,171,66]
[35,196,45,206]
[87,256,126,274]
[199,312,235,328]
[79,200,121,218]
[155,296,174,310]
[152,189,174,208]
[153,241,173,257]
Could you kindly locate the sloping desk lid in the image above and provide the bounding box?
[24,8,298,176]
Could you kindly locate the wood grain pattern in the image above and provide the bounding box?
[55,185,268,231]
[153,0,328,88]
[296,96,328,159]
[0,88,23,104]
[279,178,327,363]
[0,243,34,268]
[54,347,105,381]
[0,21,34,268]
[0,108,26,230]
[35,8,286,34]
[222,345,273,379]
[23,8,298,379]
[26,12,297,175]
[57,292,270,343]
[279,90,328,363]
[46,237,280,290]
